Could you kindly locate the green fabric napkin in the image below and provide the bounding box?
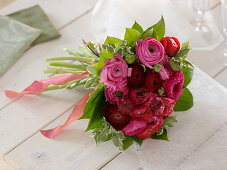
[8,5,61,45]
[0,15,41,77]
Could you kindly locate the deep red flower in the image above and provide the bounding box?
[102,104,130,130]
[129,87,156,105]
[136,117,163,139]
[144,71,162,92]
[127,63,145,87]
[149,97,165,117]
[117,98,134,114]
[160,97,176,117]
[163,71,184,101]
[160,37,180,57]
[130,107,154,123]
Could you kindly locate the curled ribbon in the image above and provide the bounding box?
[40,91,91,138]
[5,73,88,98]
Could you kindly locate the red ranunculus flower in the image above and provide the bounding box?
[160,37,180,57]
[136,117,163,139]
[102,104,130,130]
[144,70,162,92]
[129,87,156,106]
[160,97,176,117]
[127,63,145,87]
[130,107,154,123]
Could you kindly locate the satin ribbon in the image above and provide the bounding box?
[5,73,88,98]
[40,92,91,138]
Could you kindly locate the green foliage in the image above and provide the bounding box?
[132,21,144,33]
[104,36,123,45]
[143,16,165,40]
[80,87,104,119]
[182,60,194,87]
[174,41,191,60]
[163,116,177,128]
[151,128,169,141]
[94,52,113,70]
[174,87,194,112]
[124,28,141,47]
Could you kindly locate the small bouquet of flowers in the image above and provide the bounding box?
[5,17,194,151]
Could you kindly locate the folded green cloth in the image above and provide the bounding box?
[8,5,61,45]
[0,15,41,77]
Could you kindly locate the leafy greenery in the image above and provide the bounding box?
[143,16,165,40]
[182,60,194,87]
[174,87,194,112]
[104,36,123,45]
[151,128,169,141]
[174,41,191,60]
[132,21,144,33]
[124,28,141,47]
[163,116,177,128]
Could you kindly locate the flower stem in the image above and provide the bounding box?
[46,56,95,64]
[48,62,87,70]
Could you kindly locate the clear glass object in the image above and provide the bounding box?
[221,0,227,65]
[191,0,211,34]
[190,0,223,50]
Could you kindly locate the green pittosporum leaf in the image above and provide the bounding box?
[124,28,141,48]
[174,41,191,60]
[182,60,194,87]
[104,36,123,45]
[174,87,194,112]
[84,76,98,89]
[151,128,169,141]
[143,16,165,40]
[132,21,144,33]
[163,116,177,128]
[169,58,181,71]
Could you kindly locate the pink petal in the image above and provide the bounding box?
[122,120,147,136]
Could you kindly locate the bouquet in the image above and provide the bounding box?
[5,17,194,151]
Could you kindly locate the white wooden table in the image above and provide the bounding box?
[0,0,226,169]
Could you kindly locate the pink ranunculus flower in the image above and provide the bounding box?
[136,37,164,68]
[104,85,129,104]
[163,71,184,101]
[100,54,132,88]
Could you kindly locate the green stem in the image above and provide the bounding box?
[43,68,84,74]
[48,62,87,70]
[46,56,95,63]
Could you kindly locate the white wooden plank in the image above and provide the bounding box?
[215,67,227,88]
[0,0,96,109]
[5,109,119,170]
[102,67,227,169]
[0,12,94,155]
[0,0,97,29]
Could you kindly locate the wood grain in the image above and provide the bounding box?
[215,67,227,88]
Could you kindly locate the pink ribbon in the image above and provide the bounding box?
[5,73,88,98]
[40,91,91,138]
